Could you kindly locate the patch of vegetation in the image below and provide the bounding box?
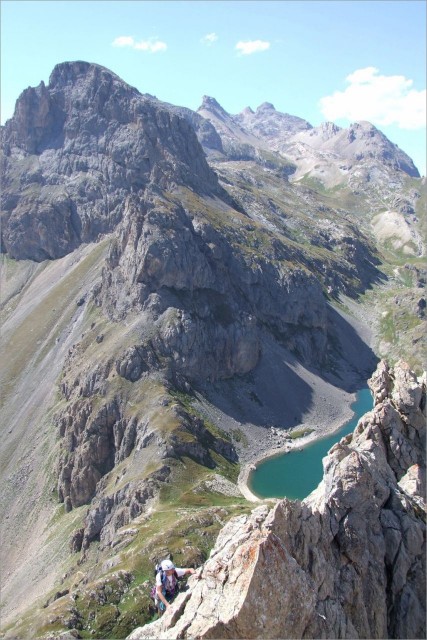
[230,428,249,447]
[297,174,329,194]
[160,456,231,505]
[379,310,398,344]
[12,493,250,639]
[170,388,195,412]
[169,389,232,443]
[289,428,315,439]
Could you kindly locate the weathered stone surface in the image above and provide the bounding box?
[56,399,121,508]
[97,191,329,380]
[129,361,426,639]
[1,61,223,260]
[80,466,171,549]
[69,528,85,553]
[55,342,240,545]
[115,346,151,382]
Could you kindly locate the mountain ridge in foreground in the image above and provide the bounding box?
[130,361,426,640]
[0,61,425,639]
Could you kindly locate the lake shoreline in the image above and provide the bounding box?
[236,296,378,503]
[237,397,357,502]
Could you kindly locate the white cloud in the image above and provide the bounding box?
[112,36,167,53]
[235,40,270,55]
[201,32,218,46]
[320,67,426,129]
[134,39,167,53]
[112,36,135,48]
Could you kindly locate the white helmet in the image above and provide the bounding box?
[161,559,175,571]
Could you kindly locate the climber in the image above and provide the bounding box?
[153,559,196,614]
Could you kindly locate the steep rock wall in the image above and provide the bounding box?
[96,191,328,378]
[0,61,222,260]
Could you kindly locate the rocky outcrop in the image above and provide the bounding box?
[57,397,124,510]
[0,61,223,260]
[95,186,329,381]
[56,378,236,503]
[79,465,171,550]
[56,333,240,545]
[57,382,239,547]
[129,361,426,639]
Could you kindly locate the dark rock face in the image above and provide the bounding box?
[80,465,171,549]
[57,398,121,508]
[56,361,240,546]
[96,192,328,381]
[0,61,222,260]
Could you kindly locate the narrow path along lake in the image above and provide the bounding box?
[249,387,373,500]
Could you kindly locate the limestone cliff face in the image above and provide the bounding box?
[56,357,237,549]
[96,189,328,378]
[0,61,221,260]
[129,361,426,640]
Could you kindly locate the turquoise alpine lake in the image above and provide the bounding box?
[249,387,374,500]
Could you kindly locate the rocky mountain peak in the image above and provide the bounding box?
[1,61,223,260]
[234,102,313,144]
[199,95,229,116]
[347,120,383,141]
[351,119,378,131]
[256,101,276,112]
[319,121,342,137]
[48,60,123,90]
[345,121,420,176]
[197,95,261,148]
[290,119,420,179]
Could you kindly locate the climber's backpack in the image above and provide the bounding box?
[150,564,179,602]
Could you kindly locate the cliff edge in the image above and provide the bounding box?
[129,360,426,640]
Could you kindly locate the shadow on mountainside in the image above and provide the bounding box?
[197,303,378,431]
[324,304,379,390]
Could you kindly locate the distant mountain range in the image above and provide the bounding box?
[197,96,419,179]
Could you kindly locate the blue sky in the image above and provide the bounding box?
[1,0,426,174]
